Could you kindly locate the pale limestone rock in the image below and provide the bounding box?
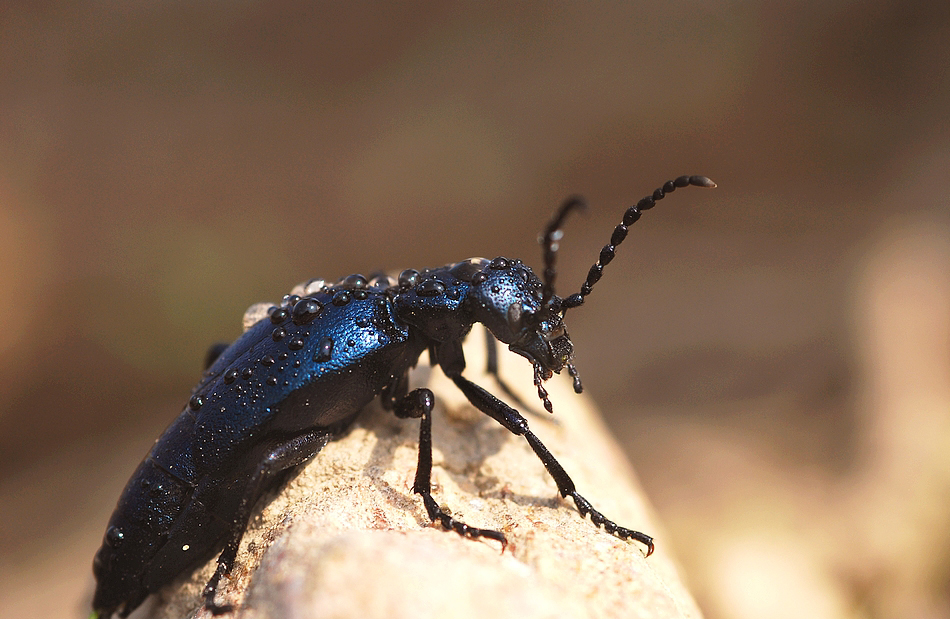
[138,326,701,619]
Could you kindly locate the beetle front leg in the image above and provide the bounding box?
[450,374,654,556]
[394,388,507,548]
[202,430,332,614]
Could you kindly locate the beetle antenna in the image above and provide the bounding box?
[540,196,587,311]
[561,175,716,311]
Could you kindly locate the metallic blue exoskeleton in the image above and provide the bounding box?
[91,176,715,618]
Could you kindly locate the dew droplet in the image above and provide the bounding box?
[106,526,125,548]
[398,269,420,287]
[416,279,446,297]
[291,298,323,325]
[314,337,333,362]
[344,274,368,289]
[270,307,290,324]
[450,258,489,282]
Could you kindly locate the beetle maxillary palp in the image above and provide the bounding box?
[567,362,583,394]
[533,363,555,413]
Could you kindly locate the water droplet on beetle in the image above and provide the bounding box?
[106,526,125,548]
[270,307,289,324]
[314,337,333,362]
[291,298,323,325]
[416,279,446,297]
[398,269,420,287]
[344,274,368,289]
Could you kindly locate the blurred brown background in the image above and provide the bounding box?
[1,2,949,618]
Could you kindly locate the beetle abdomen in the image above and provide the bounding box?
[92,453,196,616]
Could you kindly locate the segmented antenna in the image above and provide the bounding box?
[540,196,587,311]
[561,175,716,310]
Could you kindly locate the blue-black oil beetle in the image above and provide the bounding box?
[91,175,716,618]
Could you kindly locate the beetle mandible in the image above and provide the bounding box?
[91,175,716,618]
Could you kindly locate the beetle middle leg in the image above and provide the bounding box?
[449,374,654,556]
[394,387,507,547]
[484,328,536,413]
[202,429,332,614]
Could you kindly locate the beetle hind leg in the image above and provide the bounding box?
[395,388,507,548]
[201,430,332,614]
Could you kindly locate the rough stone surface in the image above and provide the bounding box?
[133,326,702,619]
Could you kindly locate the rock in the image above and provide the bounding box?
[140,327,701,619]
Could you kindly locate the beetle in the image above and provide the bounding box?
[91,175,716,618]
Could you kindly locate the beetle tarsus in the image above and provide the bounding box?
[202,563,236,615]
[569,492,655,556]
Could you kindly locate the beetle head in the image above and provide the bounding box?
[462,256,574,376]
